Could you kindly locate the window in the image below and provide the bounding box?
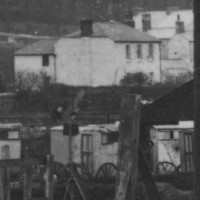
[42,55,49,66]
[101,132,119,145]
[148,44,154,59]
[170,131,174,139]
[125,45,131,61]
[137,44,142,59]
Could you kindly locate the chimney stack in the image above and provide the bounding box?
[142,14,151,32]
[176,21,185,34]
[80,20,93,37]
[124,20,135,28]
[124,9,135,28]
[176,15,185,34]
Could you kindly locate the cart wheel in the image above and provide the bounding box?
[9,166,24,183]
[31,165,46,180]
[154,161,177,173]
[95,163,117,178]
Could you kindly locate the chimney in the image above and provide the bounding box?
[142,14,151,32]
[124,9,135,28]
[124,20,135,28]
[176,14,185,34]
[80,20,93,37]
[176,21,185,34]
[166,6,179,15]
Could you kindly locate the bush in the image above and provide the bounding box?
[120,72,150,86]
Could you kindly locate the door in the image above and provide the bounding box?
[180,131,193,172]
[1,145,10,159]
[81,134,93,175]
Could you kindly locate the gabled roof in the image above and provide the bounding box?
[65,22,160,43]
[15,38,58,55]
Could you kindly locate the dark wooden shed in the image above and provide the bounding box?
[141,80,193,124]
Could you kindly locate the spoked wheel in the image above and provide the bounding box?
[154,161,177,174]
[95,163,117,179]
[9,166,24,183]
[31,165,46,181]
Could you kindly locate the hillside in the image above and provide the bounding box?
[0,0,193,36]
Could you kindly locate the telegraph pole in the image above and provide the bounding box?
[193,0,200,199]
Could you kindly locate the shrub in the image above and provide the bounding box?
[120,72,150,86]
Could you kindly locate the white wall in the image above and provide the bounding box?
[55,37,161,86]
[14,55,56,81]
[0,141,21,159]
[168,34,190,61]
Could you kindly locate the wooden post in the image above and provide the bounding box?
[0,167,10,200]
[193,0,200,199]
[23,151,32,200]
[45,155,54,200]
[115,94,141,200]
[23,165,32,200]
[0,167,6,200]
[4,168,10,200]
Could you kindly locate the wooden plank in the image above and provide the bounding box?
[45,155,54,200]
[0,167,5,200]
[23,165,32,200]
[115,94,141,200]
[5,168,10,200]
[193,0,200,199]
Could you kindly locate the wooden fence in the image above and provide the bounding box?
[0,155,54,200]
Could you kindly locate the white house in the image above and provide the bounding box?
[14,39,58,82]
[14,21,161,86]
[0,123,22,160]
[133,9,194,77]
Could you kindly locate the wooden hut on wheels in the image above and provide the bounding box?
[141,80,194,173]
[50,123,119,177]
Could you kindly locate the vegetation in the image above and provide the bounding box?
[120,72,150,86]
[0,0,193,35]
[120,71,193,87]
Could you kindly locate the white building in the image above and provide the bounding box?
[14,39,58,82]
[14,21,161,86]
[133,9,194,77]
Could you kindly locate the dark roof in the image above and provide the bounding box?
[15,38,57,55]
[142,80,193,124]
[66,22,160,42]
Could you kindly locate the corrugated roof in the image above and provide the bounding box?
[15,38,58,55]
[65,22,159,42]
[153,121,193,130]
[51,123,119,134]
